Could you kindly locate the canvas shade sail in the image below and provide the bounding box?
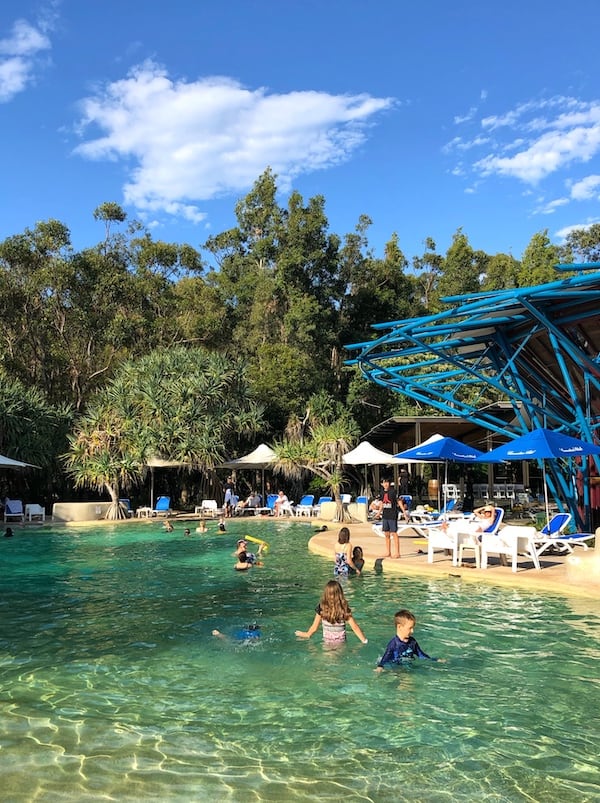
[146,456,192,510]
[343,441,415,496]
[343,441,412,466]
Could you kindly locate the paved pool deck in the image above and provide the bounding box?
[306,518,600,601]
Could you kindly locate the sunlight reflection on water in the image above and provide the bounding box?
[0,520,598,801]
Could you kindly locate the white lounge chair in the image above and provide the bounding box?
[481,525,541,572]
[197,499,219,518]
[427,524,461,566]
[278,499,295,517]
[456,507,505,568]
[25,503,46,522]
[533,513,595,556]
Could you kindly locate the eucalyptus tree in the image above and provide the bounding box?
[0,206,204,412]
[481,252,521,290]
[64,346,264,517]
[562,224,599,263]
[517,230,562,287]
[339,225,416,346]
[204,169,343,431]
[412,237,444,309]
[436,228,480,302]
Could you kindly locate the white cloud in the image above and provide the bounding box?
[475,121,600,183]
[0,18,51,102]
[74,61,394,223]
[555,218,600,240]
[472,98,600,184]
[569,174,600,201]
[535,197,569,215]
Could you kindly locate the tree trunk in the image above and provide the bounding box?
[104,484,127,520]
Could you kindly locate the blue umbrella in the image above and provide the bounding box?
[476,427,600,526]
[395,434,486,508]
[476,428,600,461]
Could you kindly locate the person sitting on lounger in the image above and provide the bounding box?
[237,491,261,512]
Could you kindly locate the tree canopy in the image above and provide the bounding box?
[0,168,591,506]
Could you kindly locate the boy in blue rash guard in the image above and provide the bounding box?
[375,609,443,670]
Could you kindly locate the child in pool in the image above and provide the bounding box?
[234,549,264,571]
[349,545,365,574]
[212,623,261,641]
[334,527,361,577]
[196,520,207,533]
[375,609,443,670]
[235,538,263,564]
[295,580,368,646]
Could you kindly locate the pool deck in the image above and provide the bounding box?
[306,518,600,601]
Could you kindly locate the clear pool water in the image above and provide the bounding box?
[0,519,598,802]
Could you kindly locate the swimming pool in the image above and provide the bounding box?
[0,520,598,801]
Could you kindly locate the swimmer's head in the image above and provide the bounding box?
[237,539,247,547]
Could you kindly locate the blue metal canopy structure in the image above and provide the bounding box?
[345,264,600,529]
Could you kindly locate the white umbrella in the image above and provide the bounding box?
[0,453,39,469]
[222,444,278,468]
[343,441,413,496]
[221,443,278,503]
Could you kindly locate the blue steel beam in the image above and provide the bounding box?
[345,267,600,529]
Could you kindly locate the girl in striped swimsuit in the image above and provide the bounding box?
[294,580,368,646]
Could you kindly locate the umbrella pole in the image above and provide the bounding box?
[443,461,448,512]
[543,462,550,527]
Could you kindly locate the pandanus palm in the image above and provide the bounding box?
[64,346,264,518]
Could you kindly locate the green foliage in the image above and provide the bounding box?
[517,230,561,286]
[63,346,264,509]
[563,224,600,262]
[436,228,480,302]
[0,370,71,467]
[0,172,584,505]
[273,392,360,516]
[481,252,521,290]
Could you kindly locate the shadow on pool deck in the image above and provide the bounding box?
[307,519,600,601]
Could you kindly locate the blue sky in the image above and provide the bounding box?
[2,0,600,264]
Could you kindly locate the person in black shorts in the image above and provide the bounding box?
[379,478,409,559]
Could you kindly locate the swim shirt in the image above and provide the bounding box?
[377,635,435,666]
